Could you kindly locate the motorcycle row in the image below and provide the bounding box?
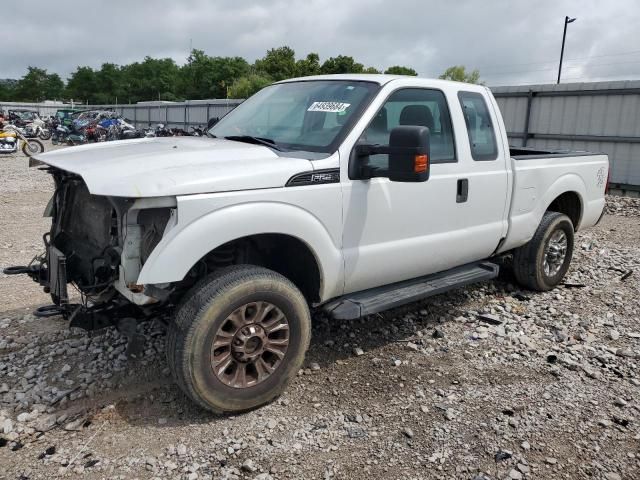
[0,108,210,158]
[0,110,48,157]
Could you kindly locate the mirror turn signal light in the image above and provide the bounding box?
[414,154,428,173]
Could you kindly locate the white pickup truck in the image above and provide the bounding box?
[6,74,608,413]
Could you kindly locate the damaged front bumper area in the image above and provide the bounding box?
[3,167,177,330]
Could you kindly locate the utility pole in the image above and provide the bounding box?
[557,16,577,84]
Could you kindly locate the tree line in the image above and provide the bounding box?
[0,46,481,104]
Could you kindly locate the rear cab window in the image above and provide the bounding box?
[458,91,498,161]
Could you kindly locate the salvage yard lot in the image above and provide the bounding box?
[0,145,639,479]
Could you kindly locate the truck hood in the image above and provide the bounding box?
[34,137,313,197]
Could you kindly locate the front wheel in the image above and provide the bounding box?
[167,265,311,413]
[38,129,51,140]
[512,212,574,291]
[22,139,44,157]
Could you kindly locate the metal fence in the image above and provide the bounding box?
[3,80,640,190]
[492,80,640,191]
[0,99,243,130]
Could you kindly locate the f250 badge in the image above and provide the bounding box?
[596,167,606,188]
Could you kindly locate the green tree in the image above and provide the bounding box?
[14,67,64,101]
[94,63,125,104]
[179,49,250,99]
[122,56,180,102]
[0,81,14,101]
[295,53,321,77]
[439,65,482,84]
[66,66,98,103]
[384,65,418,76]
[228,74,272,99]
[363,66,382,74]
[320,55,364,74]
[254,46,297,81]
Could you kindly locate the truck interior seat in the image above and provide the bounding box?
[399,105,434,130]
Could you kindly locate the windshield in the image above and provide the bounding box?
[56,110,75,119]
[209,80,379,153]
[14,111,36,120]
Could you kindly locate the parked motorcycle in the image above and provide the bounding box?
[51,124,85,146]
[190,125,205,136]
[24,117,52,140]
[0,125,45,157]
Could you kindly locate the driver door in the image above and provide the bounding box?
[340,87,502,295]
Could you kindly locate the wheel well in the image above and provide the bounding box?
[546,191,582,229]
[186,234,322,303]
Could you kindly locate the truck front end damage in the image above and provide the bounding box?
[4,166,176,331]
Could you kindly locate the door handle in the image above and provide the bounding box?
[456,179,469,203]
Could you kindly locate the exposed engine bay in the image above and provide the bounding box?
[5,167,174,330]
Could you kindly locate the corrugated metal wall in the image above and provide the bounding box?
[492,80,640,188]
[3,81,640,187]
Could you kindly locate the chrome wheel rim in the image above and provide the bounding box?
[543,230,568,276]
[211,301,290,389]
[26,142,41,154]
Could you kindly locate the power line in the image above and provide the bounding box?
[481,59,640,78]
[465,48,640,73]
[489,70,640,86]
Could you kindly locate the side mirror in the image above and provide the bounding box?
[387,125,430,182]
[354,125,430,182]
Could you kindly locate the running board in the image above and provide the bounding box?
[324,262,499,320]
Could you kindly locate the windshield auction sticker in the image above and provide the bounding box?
[307,102,351,113]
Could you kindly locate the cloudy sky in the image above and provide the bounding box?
[4,0,640,86]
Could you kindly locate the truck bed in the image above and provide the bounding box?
[509,145,602,159]
[499,147,608,254]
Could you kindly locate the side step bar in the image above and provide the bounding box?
[323,262,499,320]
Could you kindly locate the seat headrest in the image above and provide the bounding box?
[399,105,434,130]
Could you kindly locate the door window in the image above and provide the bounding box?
[360,88,456,169]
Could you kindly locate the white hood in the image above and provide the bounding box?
[34,137,313,197]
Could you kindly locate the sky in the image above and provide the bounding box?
[3,0,640,86]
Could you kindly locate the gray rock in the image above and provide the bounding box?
[402,427,414,438]
[64,417,85,431]
[16,412,31,422]
[2,418,13,434]
[34,413,57,432]
[254,474,273,480]
[241,459,257,473]
[508,469,523,480]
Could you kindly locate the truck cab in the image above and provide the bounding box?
[5,75,608,413]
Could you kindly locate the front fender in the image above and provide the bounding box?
[136,201,343,301]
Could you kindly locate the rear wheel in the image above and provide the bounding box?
[513,212,574,291]
[167,265,311,413]
[22,139,44,157]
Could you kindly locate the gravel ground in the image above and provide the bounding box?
[0,144,639,480]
